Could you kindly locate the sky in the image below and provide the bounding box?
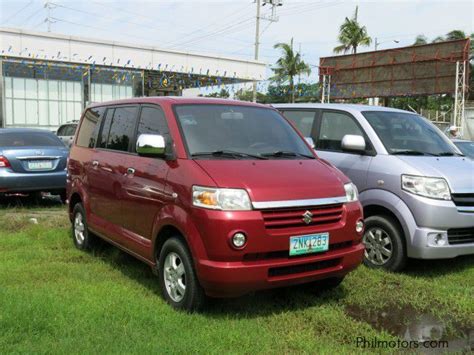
[1,0,473,92]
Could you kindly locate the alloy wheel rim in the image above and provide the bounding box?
[74,213,85,244]
[163,252,186,302]
[363,227,393,265]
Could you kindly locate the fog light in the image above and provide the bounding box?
[355,220,364,233]
[232,232,247,248]
[427,232,448,247]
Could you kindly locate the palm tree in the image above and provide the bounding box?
[333,6,372,54]
[413,35,428,46]
[271,38,311,103]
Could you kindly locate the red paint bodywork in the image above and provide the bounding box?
[68,97,364,297]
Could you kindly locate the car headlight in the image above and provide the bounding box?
[192,186,252,210]
[344,183,358,202]
[401,175,451,200]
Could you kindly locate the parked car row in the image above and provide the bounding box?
[63,97,474,311]
[1,97,472,312]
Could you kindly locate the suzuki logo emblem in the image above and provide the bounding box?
[302,210,313,225]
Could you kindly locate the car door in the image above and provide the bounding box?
[314,110,374,191]
[88,105,139,231]
[119,104,172,255]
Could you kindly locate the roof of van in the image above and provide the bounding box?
[272,103,411,114]
[89,96,270,109]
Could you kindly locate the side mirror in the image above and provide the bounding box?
[305,137,315,149]
[341,134,366,152]
[136,134,166,157]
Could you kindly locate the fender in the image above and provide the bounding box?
[359,189,418,243]
[68,178,90,219]
[151,204,208,265]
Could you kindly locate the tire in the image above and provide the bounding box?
[362,215,406,271]
[71,203,96,251]
[158,237,206,312]
[59,190,67,204]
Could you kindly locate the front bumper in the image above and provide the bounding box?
[409,226,474,259]
[0,169,67,193]
[197,243,364,297]
[190,201,364,297]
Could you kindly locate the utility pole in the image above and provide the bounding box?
[252,0,261,103]
[44,1,56,32]
[252,0,282,102]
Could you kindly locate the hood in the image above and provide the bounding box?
[396,156,474,192]
[194,159,347,202]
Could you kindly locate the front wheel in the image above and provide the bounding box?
[362,215,406,271]
[72,203,96,250]
[158,237,206,312]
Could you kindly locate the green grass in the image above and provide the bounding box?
[0,204,473,354]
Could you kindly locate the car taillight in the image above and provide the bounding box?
[0,156,11,168]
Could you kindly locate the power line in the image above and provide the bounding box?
[1,0,34,25]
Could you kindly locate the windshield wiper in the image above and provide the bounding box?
[437,152,464,157]
[391,150,438,156]
[192,150,268,160]
[260,151,315,159]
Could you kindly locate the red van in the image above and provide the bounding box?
[67,97,364,311]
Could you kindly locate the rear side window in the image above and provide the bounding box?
[317,111,364,151]
[0,132,64,147]
[281,110,316,137]
[105,106,138,152]
[76,107,105,148]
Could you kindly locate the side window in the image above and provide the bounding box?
[98,109,114,149]
[76,107,105,148]
[106,106,138,152]
[135,106,171,154]
[281,110,316,137]
[137,106,169,136]
[317,111,364,152]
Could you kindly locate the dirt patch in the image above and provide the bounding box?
[346,304,473,351]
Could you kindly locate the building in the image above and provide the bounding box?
[0,27,266,131]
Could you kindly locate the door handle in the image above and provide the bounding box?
[126,167,135,175]
[92,160,99,167]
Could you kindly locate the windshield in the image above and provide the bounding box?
[0,132,64,147]
[175,104,314,159]
[362,111,458,156]
[454,141,474,158]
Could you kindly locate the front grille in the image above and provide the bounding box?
[268,258,341,278]
[243,241,353,262]
[448,228,474,245]
[261,204,344,231]
[451,194,474,207]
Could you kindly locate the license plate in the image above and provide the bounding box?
[28,161,53,170]
[290,233,329,256]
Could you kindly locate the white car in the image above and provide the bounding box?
[56,122,78,147]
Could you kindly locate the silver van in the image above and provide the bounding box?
[275,104,474,271]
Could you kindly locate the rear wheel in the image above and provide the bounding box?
[72,203,96,250]
[158,237,206,312]
[363,215,406,271]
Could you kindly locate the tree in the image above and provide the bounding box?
[203,88,230,98]
[413,35,428,46]
[271,38,311,103]
[445,30,467,40]
[333,6,372,54]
